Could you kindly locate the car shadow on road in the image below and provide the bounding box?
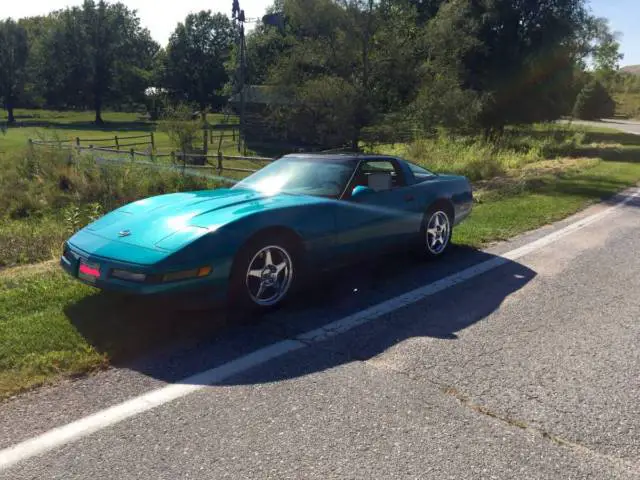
[65,245,537,385]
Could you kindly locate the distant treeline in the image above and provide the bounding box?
[0,0,635,145]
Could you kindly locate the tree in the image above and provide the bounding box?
[424,0,589,135]
[17,16,55,108]
[0,19,29,124]
[37,1,158,122]
[164,11,235,112]
[572,79,615,120]
[589,17,623,89]
[261,0,424,148]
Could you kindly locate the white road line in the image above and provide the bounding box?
[1,189,638,471]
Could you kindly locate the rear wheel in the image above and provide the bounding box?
[229,234,299,312]
[420,206,453,258]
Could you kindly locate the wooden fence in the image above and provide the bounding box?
[72,132,155,151]
[28,138,273,175]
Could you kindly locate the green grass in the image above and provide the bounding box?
[2,112,640,399]
[0,264,105,397]
[0,148,224,267]
[0,109,243,157]
[454,160,640,245]
[0,264,229,399]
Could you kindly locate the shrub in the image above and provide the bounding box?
[573,81,616,120]
[158,103,203,161]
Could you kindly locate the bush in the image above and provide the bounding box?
[573,81,616,120]
[158,103,203,161]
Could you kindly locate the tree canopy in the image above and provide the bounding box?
[0,0,629,140]
[163,11,235,112]
[0,19,28,123]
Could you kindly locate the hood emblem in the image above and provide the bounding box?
[118,229,131,238]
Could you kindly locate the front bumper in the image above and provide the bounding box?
[60,243,228,298]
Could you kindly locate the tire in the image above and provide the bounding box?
[419,205,453,259]
[228,232,300,313]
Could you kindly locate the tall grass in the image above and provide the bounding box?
[377,126,587,181]
[0,147,222,267]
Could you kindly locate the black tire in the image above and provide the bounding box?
[228,232,301,314]
[418,204,453,259]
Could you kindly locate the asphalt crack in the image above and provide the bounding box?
[441,385,640,474]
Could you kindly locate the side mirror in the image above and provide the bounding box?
[351,185,374,200]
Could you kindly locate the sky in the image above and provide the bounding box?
[2,0,639,66]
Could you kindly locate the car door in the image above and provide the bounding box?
[333,158,422,260]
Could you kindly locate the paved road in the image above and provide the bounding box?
[567,118,640,135]
[1,190,640,479]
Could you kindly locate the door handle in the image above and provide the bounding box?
[404,194,415,202]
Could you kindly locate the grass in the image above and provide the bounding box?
[0,263,230,399]
[2,110,640,399]
[0,263,105,397]
[454,160,640,245]
[0,148,223,267]
[0,108,243,157]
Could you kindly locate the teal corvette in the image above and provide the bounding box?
[61,154,473,310]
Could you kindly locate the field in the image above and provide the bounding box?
[2,109,640,399]
[0,109,241,156]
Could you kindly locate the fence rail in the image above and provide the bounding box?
[28,138,274,176]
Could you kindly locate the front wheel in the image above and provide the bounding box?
[229,235,299,312]
[420,207,453,258]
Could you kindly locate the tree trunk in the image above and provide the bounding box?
[201,109,208,155]
[351,128,360,152]
[94,96,104,125]
[6,103,15,124]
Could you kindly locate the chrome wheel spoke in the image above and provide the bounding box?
[248,269,263,278]
[264,248,274,267]
[255,282,267,299]
[274,261,287,274]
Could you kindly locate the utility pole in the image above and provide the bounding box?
[232,0,247,153]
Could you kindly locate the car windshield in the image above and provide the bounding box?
[232,157,356,198]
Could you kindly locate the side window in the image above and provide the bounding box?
[356,159,405,191]
[406,161,436,179]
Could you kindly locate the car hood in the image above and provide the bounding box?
[77,188,322,252]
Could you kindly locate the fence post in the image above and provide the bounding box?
[130,148,135,162]
[150,132,155,150]
[115,135,119,150]
[217,151,223,175]
[76,137,80,148]
[171,151,175,164]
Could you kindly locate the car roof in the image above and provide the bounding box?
[280,153,399,162]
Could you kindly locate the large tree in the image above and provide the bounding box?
[0,19,29,124]
[164,11,235,112]
[423,0,588,134]
[38,1,157,122]
[262,0,425,148]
